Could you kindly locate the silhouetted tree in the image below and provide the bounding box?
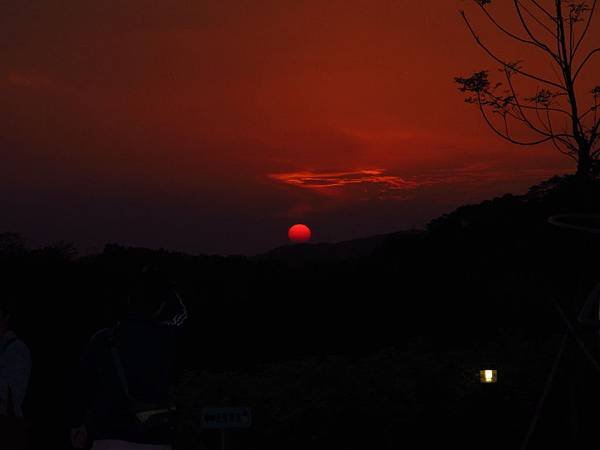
[33,240,78,261]
[0,232,28,257]
[455,1,600,179]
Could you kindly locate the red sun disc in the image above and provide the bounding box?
[288,224,312,243]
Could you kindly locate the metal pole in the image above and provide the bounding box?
[519,332,569,450]
[221,429,226,450]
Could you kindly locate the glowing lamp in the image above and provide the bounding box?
[479,369,497,384]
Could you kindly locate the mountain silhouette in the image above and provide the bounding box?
[254,230,423,265]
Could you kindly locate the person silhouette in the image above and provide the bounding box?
[0,298,32,450]
[69,270,188,450]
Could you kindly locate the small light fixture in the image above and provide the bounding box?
[479,369,497,384]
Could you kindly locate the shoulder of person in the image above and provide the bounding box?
[1,337,31,369]
[3,337,30,355]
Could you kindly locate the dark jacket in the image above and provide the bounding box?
[70,293,187,444]
[0,332,31,418]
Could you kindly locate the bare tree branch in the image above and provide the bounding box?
[572,0,598,58]
[519,102,572,116]
[476,93,554,145]
[461,11,567,90]
[520,1,558,38]
[456,2,598,177]
[555,7,562,59]
[591,117,600,147]
[536,111,578,160]
[504,73,563,138]
[474,1,560,62]
[574,48,600,81]
[549,129,579,156]
[514,0,562,64]
[535,102,553,133]
[593,135,600,156]
[555,1,589,148]
[525,0,557,22]
[533,99,575,157]
[556,1,572,71]
[581,105,599,120]
[550,136,579,159]
[569,8,575,59]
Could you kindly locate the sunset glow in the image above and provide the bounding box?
[1,1,596,254]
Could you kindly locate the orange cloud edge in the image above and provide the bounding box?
[268,169,421,192]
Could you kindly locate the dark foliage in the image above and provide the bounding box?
[2,175,600,449]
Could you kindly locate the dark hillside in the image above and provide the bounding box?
[2,174,600,449]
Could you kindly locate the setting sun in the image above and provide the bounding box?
[288,224,312,243]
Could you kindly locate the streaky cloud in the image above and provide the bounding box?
[269,169,420,193]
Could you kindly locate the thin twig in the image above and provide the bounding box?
[572,0,597,58]
[574,48,600,81]
[520,0,558,38]
[461,12,567,91]
[525,0,557,22]
[476,2,559,62]
[477,93,554,145]
[515,0,560,62]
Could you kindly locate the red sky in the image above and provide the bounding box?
[1,1,598,254]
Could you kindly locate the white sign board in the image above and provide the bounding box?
[201,407,252,429]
